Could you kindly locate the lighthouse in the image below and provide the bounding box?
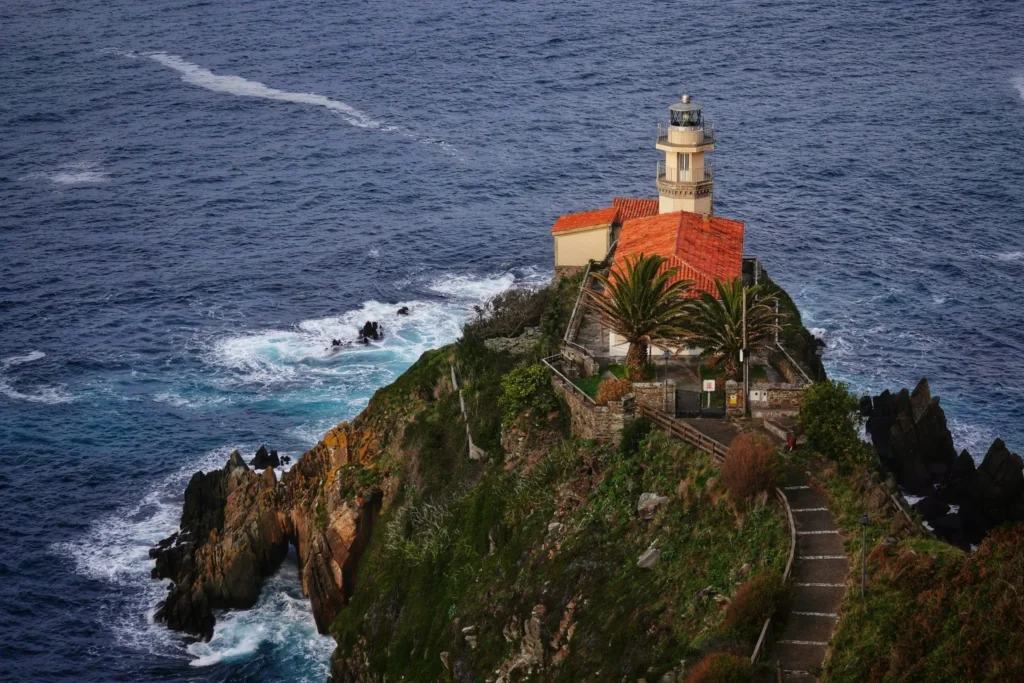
[655,94,715,215]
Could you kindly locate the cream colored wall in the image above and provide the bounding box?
[554,227,610,268]
[658,194,711,215]
[606,334,702,359]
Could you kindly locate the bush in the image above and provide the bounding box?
[724,571,786,634]
[498,364,555,425]
[685,653,755,683]
[595,378,632,406]
[619,416,653,456]
[463,287,549,341]
[800,379,862,463]
[722,432,781,504]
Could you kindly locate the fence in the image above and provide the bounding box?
[541,354,595,405]
[639,404,729,463]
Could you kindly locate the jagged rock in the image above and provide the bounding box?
[249,445,280,470]
[151,422,385,642]
[358,321,382,343]
[637,492,670,520]
[637,546,661,569]
[397,306,409,316]
[930,513,967,549]
[866,486,889,512]
[912,496,950,522]
[967,439,1024,528]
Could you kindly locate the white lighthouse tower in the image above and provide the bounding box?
[655,94,715,214]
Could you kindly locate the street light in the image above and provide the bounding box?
[859,512,871,597]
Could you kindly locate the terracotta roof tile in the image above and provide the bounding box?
[611,197,659,224]
[612,210,744,298]
[551,207,618,234]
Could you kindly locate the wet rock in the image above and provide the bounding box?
[358,321,382,343]
[249,444,280,470]
[912,496,950,523]
[397,306,409,316]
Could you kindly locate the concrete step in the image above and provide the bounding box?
[797,531,846,557]
[781,670,819,683]
[791,584,846,614]
[777,612,839,644]
[792,557,849,585]
[791,508,840,533]
[782,486,828,509]
[776,640,829,672]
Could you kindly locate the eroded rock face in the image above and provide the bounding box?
[151,421,387,641]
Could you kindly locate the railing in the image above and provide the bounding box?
[639,403,797,667]
[751,486,797,665]
[638,404,729,463]
[656,160,714,184]
[774,342,813,385]
[542,353,596,405]
[563,262,593,344]
[564,239,617,345]
[657,121,715,145]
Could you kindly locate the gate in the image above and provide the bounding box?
[675,389,726,418]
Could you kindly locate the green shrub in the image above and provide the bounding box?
[800,379,863,463]
[685,653,754,683]
[722,432,781,505]
[724,571,787,634]
[619,416,653,456]
[498,363,555,425]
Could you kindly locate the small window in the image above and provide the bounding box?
[679,154,690,172]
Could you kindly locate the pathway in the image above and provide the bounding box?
[771,467,848,681]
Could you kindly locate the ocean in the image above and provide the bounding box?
[2,0,1022,680]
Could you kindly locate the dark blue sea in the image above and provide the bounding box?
[2,0,1023,680]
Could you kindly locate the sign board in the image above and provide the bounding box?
[702,379,716,392]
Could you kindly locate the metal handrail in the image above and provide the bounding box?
[774,342,813,385]
[542,353,596,405]
[638,404,729,462]
[751,485,798,665]
[563,261,593,344]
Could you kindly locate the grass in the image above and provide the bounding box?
[573,375,601,398]
[331,423,789,681]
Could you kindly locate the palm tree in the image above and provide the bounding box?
[681,277,785,379]
[585,253,693,380]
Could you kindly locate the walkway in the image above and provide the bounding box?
[771,467,848,681]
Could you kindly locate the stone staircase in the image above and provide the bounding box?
[771,467,848,681]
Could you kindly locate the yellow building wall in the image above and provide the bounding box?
[553,227,610,268]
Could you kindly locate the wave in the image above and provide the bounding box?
[1014,74,1024,101]
[20,161,109,186]
[207,271,529,389]
[146,52,456,154]
[0,351,75,404]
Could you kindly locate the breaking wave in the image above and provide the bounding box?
[0,351,75,404]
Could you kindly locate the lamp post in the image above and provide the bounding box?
[859,512,871,597]
[662,349,671,413]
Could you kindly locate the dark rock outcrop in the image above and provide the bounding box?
[357,321,382,344]
[249,445,280,470]
[863,378,1023,548]
[396,306,409,316]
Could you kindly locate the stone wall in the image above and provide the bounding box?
[632,380,675,415]
[553,265,586,283]
[552,375,634,446]
[749,383,806,419]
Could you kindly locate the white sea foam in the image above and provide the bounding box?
[1013,74,1024,101]
[992,250,1024,262]
[186,554,333,677]
[209,271,523,388]
[146,52,456,154]
[0,351,75,404]
[21,161,109,186]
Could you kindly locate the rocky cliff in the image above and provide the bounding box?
[864,378,1024,547]
[149,357,422,640]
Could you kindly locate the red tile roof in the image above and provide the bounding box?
[611,197,659,223]
[613,211,744,297]
[550,199,659,235]
[551,207,618,234]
